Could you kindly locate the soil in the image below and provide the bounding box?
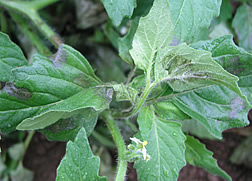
[23,133,66,181]
[15,127,251,181]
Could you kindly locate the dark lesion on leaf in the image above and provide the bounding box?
[163,54,192,73]
[49,45,67,68]
[3,82,32,100]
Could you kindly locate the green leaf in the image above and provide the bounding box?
[154,101,190,120]
[118,18,139,66]
[168,0,222,43]
[130,1,242,98]
[130,0,174,72]
[132,0,153,18]
[10,163,34,181]
[232,3,252,51]
[239,75,252,105]
[101,0,136,26]
[209,22,232,39]
[230,134,252,168]
[158,43,243,96]
[90,45,127,83]
[8,143,25,161]
[185,136,231,181]
[16,87,111,130]
[0,32,27,82]
[135,107,186,181]
[0,44,111,133]
[219,0,233,22]
[56,128,106,181]
[173,85,250,139]
[181,119,216,140]
[112,83,138,103]
[190,35,252,76]
[39,109,98,141]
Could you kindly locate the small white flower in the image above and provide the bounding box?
[130,137,141,145]
[129,137,150,161]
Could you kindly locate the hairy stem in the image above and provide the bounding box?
[92,130,115,148]
[30,12,62,47]
[113,73,157,118]
[10,12,52,56]
[0,0,61,47]
[125,66,136,85]
[101,110,127,181]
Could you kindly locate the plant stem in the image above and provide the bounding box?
[0,0,61,47]
[10,12,52,56]
[113,81,157,118]
[21,131,35,162]
[30,11,62,47]
[125,66,136,85]
[92,130,115,148]
[13,131,35,169]
[101,110,127,181]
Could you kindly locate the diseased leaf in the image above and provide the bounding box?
[168,0,222,43]
[130,0,242,99]
[0,44,111,133]
[130,0,174,72]
[185,136,231,181]
[0,32,27,82]
[39,109,98,141]
[158,43,243,96]
[112,83,138,103]
[16,87,111,130]
[190,35,252,76]
[239,75,252,105]
[232,3,252,51]
[173,85,250,139]
[101,0,136,26]
[135,107,186,181]
[56,128,106,181]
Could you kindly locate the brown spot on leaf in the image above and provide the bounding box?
[49,45,67,68]
[4,82,32,100]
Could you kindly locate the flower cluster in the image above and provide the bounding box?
[126,137,151,162]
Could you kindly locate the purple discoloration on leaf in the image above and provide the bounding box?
[3,82,32,100]
[49,45,67,68]
[230,97,246,118]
